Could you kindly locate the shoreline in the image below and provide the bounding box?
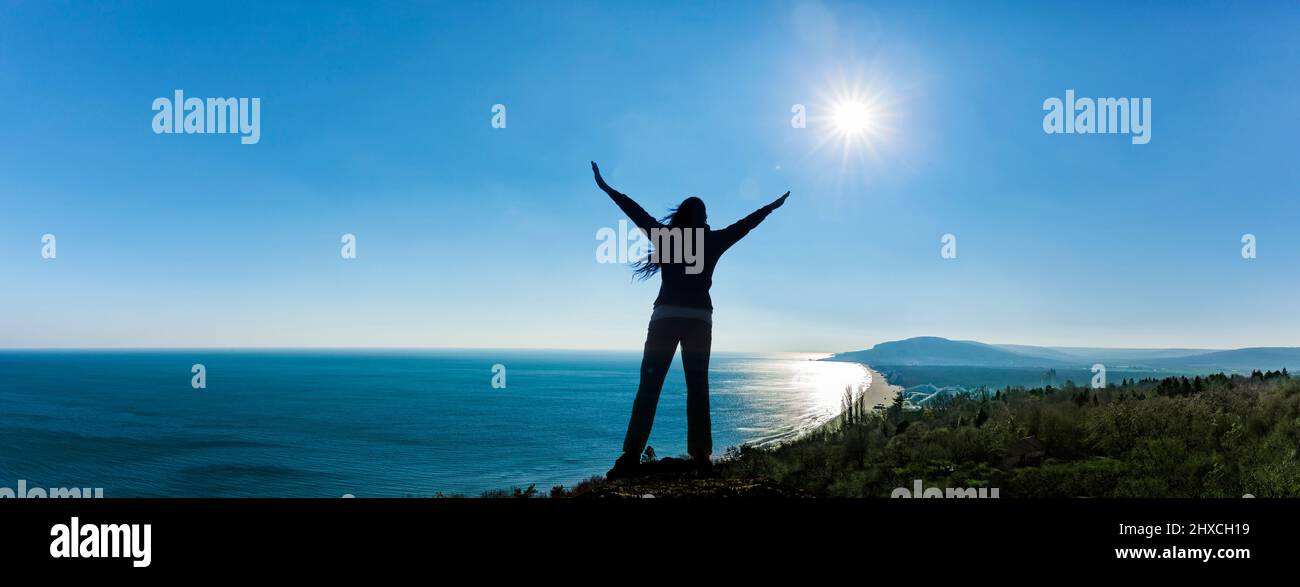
[815,364,901,433]
[859,365,902,412]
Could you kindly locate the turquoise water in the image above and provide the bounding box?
[0,350,869,496]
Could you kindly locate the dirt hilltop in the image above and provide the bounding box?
[564,456,808,498]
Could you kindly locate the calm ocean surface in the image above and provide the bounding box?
[0,350,869,497]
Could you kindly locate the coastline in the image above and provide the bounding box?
[817,364,901,433]
[859,365,902,411]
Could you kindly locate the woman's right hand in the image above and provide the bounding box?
[768,191,791,210]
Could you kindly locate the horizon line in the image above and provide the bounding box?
[4,337,1300,352]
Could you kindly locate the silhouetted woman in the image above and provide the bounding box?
[591,161,789,478]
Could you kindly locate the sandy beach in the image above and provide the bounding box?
[815,363,902,432]
[859,366,903,411]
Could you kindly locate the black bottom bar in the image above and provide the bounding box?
[2,498,1285,575]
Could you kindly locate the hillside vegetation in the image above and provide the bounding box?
[714,370,1300,497]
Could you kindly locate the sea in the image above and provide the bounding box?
[0,350,871,497]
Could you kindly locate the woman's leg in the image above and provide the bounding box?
[620,319,681,460]
[679,319,713,462]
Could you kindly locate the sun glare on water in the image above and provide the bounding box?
[789,359,874,417]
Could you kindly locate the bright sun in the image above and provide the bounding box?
[804,76,897,180]
[832,100,875,136]
[814,88,892,167]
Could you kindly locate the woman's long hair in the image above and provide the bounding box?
[632,196,707,281]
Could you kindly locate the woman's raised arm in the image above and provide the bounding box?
[717,191,790,248]
[592,161,660,231]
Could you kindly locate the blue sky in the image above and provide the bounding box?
[2,0,1298,351]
